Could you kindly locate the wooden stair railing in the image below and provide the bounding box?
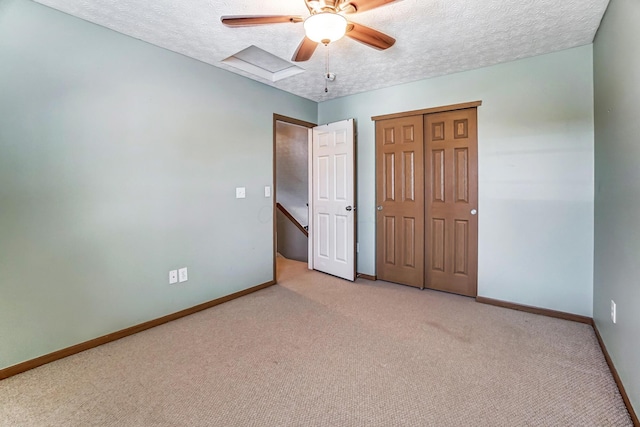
[276,203,308,237]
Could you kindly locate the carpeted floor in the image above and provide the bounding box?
[0,257,633,426]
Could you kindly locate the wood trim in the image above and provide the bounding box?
[273,114,316,129]
[371,101,483,122]
[593,323,640,426]
[356,273,377,281]
[0,280,276,381]
[276,202,308,237]
[475,296,592,325]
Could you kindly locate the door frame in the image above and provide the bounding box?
[272,114,316,283]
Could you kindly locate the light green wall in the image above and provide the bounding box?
[593,0,640,414]
[319,46,595,316]
[0,0,316,369]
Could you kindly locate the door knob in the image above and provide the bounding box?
[471,209,477,215]
[377,206,383,211]
[346,206,353,211]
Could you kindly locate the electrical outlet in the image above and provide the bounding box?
[178,267,188,283]
[611,300,616,324]
[236,187,246,199]
[169,270,178,285]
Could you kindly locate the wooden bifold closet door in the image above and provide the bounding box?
[375,115,425,288]
[424,108,478,297]
[375,105,478,296]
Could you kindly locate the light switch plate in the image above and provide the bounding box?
[264,185,271,198]
[178,267,188,283]
[169,270,178,285]
[236,187,246,199]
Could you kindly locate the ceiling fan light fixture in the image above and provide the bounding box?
[303,12,347,44]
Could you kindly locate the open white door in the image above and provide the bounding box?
[308,119,356,281]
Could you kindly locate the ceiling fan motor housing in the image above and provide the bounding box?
[306,0,357,14]
[221,0,397,62]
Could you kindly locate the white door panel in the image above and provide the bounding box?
[309,119,355,281]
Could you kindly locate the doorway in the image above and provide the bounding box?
[273,115,358,283]
[273,114,315,281]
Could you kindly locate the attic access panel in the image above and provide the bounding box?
[222,45,305,82]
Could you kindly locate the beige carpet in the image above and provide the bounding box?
[0,257,633,426]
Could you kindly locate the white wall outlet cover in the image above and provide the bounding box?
[264,185,271,197]
[236,187,246,199]
[178,267,188,283]
[169,270,178,284]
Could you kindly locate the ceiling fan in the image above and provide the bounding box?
[221,0,398,62]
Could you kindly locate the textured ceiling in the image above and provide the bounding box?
[33,0,610,102]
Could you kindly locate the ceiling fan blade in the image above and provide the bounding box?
[221,15,304,27]
[346,22,395,50]
[292,37,319,62]
[342,0,398,14]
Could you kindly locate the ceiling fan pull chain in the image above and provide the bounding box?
[325,44,330,93]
